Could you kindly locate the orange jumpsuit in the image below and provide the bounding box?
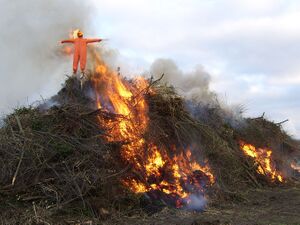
[61,38,101,73]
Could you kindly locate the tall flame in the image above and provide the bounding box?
[240,141,283,182]
[90,48,214,208]
[72,29,80,39]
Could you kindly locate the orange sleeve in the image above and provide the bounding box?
[61,39,75,44]
[86,38,102,44]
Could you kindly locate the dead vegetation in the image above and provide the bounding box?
[0,76,299,224]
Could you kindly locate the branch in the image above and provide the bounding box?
[276,119,289,125]
[11,115,26,186]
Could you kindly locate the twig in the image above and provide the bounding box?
[146,73,165,93]
[11,146,25,186]
[11,115,26,186]
[134,73,165,101]
[8,123,16,139]
[129,73,165,111]
[32,201,39,223]
[276,119,289,125]
[40,95,46,104]
[79,108,103,116]
[245,169,260,187]
[15,115,25,135]
[150,73,165,85]
[252,112,265,120]
[102,164,131,180]
[64,162,86,208]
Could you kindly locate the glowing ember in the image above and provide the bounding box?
[240,141,283,182]
[90,47,214,208]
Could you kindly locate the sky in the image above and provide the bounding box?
[89,0,300,138]
[0,0,299,138]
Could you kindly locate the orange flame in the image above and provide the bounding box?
[240,142,283,182]
[72,29,80,39]
[90,47,214,208]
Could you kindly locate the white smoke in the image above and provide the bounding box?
[149,58,216,104]
[185,194,207,211]
[0,0,94,113]
[149,58,247,128]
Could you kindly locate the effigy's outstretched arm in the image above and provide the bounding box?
[86,38,102,44]
[61,39,75,44]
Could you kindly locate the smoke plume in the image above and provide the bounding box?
[149,58,216,104]
[149,58,247,128]
[0,0,93,113]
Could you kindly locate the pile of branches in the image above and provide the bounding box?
[186,95,300,187]
[0,76,299,223]
[0,78,142,224]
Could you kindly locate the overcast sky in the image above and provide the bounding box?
[1,0,299,138]
[88,0,300,138]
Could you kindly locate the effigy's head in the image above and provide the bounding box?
[77,30,84,38]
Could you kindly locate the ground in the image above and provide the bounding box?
[1,179,299,225]
[107,182,300,225]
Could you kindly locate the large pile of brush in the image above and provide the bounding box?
[0,76,299,224]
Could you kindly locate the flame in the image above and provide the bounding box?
[240,142,283,182]
[90,47,214,208]
[72,29,80,39]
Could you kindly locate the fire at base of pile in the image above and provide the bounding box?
[240,141,283,182]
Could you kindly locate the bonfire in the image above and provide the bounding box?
[0,46,299,223]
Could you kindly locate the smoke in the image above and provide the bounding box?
[185,194,207,211]
[0,0,94,113]
[149,58,216,104]
[149,58,247,129]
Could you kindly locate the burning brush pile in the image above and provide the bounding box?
[0,48,299,222]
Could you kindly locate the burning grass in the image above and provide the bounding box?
[0,51,299,223]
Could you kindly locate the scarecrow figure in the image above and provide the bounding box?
[61,30,102,75]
